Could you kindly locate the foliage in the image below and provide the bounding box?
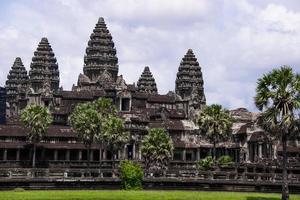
[141,128,173,173]
[254,66,300,200]
[120,160,143,190]
[198,104,233,160]
[217,155,233,167]
[197,156,213,171]
[20,105,53,143]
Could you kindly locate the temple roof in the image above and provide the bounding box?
[175,49,206,106]
[5,57,28,103]
[29,37,60,93]
[82,17,118,84]
[137,66,158,94]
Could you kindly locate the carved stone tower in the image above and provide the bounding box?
[28,37,60,93]
[175,49,206,109]
[5,57,28,107]
[83,17,118,83]
[137,66,158,94]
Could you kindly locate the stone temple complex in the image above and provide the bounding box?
[0,17,299,189]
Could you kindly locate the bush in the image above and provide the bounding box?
[197,156,213,171]
[217,155,233,166]
[120,160,143,190]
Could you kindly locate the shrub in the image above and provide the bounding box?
[197,156,213,171]
[217,155,233,166]
[120,160,143,190]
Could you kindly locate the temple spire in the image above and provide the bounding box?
[29,37,60,93]
[5,57,28,104]
[82,17,118,83]
[137,66,158,94]
[175,49,206,108]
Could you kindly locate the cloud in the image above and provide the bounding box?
[0,0,300,111]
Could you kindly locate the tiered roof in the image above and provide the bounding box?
[83,17,118,82]
[29,38,60,93]
[5,57,28,103]
[137,66,158,94]
[175,49,206,105]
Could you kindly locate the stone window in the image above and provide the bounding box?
[121,98,130,111]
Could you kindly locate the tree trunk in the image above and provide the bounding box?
[112,149,115,178]
[282,135,289,200]
[99,143,102,177]
[213,141,216,161]
[32,144,36,168]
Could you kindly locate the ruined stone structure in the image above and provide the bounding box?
[0,87,6,124]
[0,18,299,182]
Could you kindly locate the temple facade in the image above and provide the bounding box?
[0,17,299,176]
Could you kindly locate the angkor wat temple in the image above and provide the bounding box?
[0,18,299,188]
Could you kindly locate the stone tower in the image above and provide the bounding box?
[175,49,206,108]
[29,37,60,93]
[83,17,118,83]
[5,57,28,106]
[137,66,158,94]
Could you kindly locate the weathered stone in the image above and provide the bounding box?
[137,66,158,94]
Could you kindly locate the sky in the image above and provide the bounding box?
[0,0,300,111]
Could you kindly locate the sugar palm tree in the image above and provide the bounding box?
[20,105,53,168]
[198,104,233,160]
[101,115,129,175]
[69,102,101,174]
[254,66,300,200]
[141,128,173,176]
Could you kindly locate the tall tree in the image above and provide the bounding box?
[20,105,53,168]
[141,128,173,176]
[101,115,129,175]
[254,66,300,200]
[198,104,233,160]
[69,102,101,174]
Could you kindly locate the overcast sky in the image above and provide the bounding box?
[0,0,300,111]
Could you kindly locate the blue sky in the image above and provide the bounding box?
[0,0,300,111]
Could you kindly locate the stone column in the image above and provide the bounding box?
[103,149,107,160]
[90,150,94,161]
[258,143,262,158]
[3,149,7,161]
[16,149,20,161]
[78,150,82,161]
[138,147,142,160]
[182,149,186,161]
[196,148,200,160]
[132,143,136,160]
[99,148,102,161]
[54,150,58,161]
[123,146,127,160]
[66,150,70,161]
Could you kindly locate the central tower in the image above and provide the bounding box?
[83,17,119,82]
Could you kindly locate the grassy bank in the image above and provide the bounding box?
[0,190,300,200]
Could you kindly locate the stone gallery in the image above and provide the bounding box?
[0,18,299,187]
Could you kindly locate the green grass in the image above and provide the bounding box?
[0,190,299,200]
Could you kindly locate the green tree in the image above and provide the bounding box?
[198,104,233,161]
[120,160,143,190]
[102,115,129,175]
[69,102,101,174]
[254,66,300,200]
[141,128,173,176]
[20,105,53,168]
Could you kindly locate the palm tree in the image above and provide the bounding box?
[141,128,173,176]
[69,102,101,174]
[20,105,53,168]
[198,104,233,161]
[254,66,300,200]
[101,115,129,176]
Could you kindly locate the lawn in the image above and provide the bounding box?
[0,190,300,200]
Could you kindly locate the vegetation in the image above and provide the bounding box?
[120,160,143,190]
[20,105,53,168]
[197,156,213,171]
[217,155,233,167]
[254,66,300,200]
[198,104,233,160]
[141,128,173,176]
[0,190,299,200]
[102,115,129,174]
